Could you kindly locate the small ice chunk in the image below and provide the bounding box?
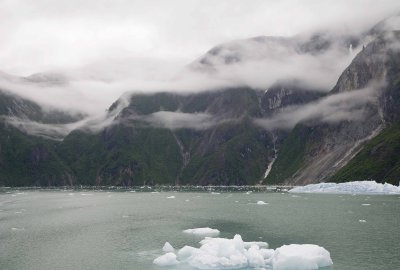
[153,252,179,266]
[359,219,367,223]
[256,201,268,205]
[183,227,220,237]
[246,191,252,194]
[362,204,371,206]
[211,192,220,195]
[163,242,175,253]
[167,196,176,199]
[272,244,333,270]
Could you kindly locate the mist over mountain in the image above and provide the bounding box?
[1,4,400,186]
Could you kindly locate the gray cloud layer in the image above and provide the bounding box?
[253,84,381,130]
[1,0,399,76]
[0,0,399,136]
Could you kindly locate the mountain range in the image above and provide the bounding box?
[1,16,400,187]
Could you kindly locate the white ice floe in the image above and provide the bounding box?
[167,196,176,199]
[359,220,367,223]
[290,181,400,195]
[272,244,333,270]
[183,227,220,237]
[361,204,371,206]
[256,201,268,205]
[153,252,180,266]
[11,227,25,231]
[163,242,175,253]
[154,234,332,270]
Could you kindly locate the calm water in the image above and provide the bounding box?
[0,190,399,270]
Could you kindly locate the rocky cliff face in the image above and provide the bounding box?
[266,31,400,185]
[261,81,324,117]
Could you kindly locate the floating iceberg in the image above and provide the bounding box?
[272,244,333,270]
[289,181,400,195]
[183,227,220,237]
[256,201,268,205]
[154,234,332,270]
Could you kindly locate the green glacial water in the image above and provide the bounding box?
[0,190,399,270]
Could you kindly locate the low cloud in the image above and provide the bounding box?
[124,111,233,130]
[0,1,399,138]
[253,84,381,130]
[0,0,399,118]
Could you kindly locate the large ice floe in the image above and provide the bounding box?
[153,233,333,269]
[289,181,400,195]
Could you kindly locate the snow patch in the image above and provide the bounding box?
[290,181,400,194]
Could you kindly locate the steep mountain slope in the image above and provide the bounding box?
[1,18,400,187]
[59,88,273,185]
[266,31,400,185]
[330,123,400,185]
[0,81,321,186]
[0,89,80,124]
[0,91,76,186]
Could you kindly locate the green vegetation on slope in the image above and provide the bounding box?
[330,123,400,185]
[0,123,72,186]
[58,124,182,186]
[180,119,270,185]
[265,124,309,184]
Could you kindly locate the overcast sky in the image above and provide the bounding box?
[0,0,399,116]
[1,0,399,75]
